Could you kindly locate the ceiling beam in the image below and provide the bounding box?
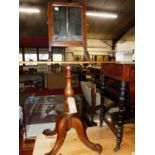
[101,40,112,48]
[112,21,135,49]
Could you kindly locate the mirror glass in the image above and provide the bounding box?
[53,6,82,41]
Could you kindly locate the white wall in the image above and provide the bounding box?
[115,26,135,61]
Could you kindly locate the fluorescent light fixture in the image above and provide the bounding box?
[19,7,40,14]
[86,11,117,19]
[54,7,59,11]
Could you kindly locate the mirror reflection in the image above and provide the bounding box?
[53,6,82,41]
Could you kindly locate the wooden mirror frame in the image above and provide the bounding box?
[48,2,87,49]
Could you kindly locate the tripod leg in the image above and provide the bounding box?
[43,116,63,136]
[71,117,102,154]
[45,117,68,155]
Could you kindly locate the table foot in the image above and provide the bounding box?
[44,117,68,155]
[71,117,102,154]
[43,116,63,136]
[113,144,120,152]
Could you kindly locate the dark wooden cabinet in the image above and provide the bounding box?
[100,63,135,105]
[88,67,101,88]
[100,63,135,151]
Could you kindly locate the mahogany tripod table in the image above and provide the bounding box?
[42,65,102,155]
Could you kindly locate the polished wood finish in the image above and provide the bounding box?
[64,66,74,97]
[88,63,135,104]
[64,66,74,113]
[48,2,87,48]
[100,63,135,151]
[42,65,102,155]
[100,63,135,104]
[33,124,134,155]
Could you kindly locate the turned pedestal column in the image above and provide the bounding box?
[43,65,102,155]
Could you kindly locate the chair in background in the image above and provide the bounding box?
[80,81,101,125]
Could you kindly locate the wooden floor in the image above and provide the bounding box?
[32,124,135,155]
